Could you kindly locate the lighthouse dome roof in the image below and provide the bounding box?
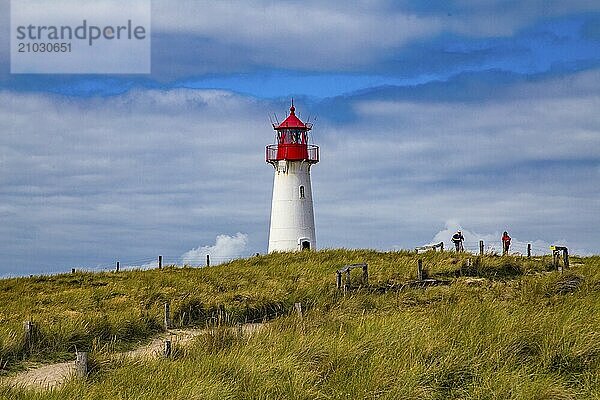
[275,102,310,130]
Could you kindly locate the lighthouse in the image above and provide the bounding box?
[266,101,319,252]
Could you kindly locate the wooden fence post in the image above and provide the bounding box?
[527,244,531,258]
[23,321,33,347]
[563,248,569,269]
[163,340,172,358]
[75,351,88,378]
[345,270,351,290]
[336,271,342,289]
[206,254,210,267]
[479,240,484,256]
[362,264,368,286]
[294,302,303,318]
[158,255,163,269]
[417,259,423,281]
[164,302,170,330]
[115,261,120,273]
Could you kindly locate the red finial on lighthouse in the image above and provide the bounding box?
[290,98,295,114]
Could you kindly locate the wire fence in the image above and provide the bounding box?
[35,239,565,278]
[80,253,258,273]
[426,240,555,257]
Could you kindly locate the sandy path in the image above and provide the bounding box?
[125,328,205,359]
[1,323,264,391]
[2,361,75,391]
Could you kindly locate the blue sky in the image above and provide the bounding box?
[0,0,599,275]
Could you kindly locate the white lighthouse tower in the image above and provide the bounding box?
[266,101,319,252]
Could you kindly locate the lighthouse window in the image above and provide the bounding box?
[291,130,301,143]
[299,185,305,199]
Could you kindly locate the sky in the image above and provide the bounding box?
[1,1,599,276]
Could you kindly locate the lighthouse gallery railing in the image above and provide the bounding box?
[266,144,319,163]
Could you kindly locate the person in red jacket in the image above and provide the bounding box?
[502,231,511,255]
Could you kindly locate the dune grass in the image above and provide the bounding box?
[0,251,598,399]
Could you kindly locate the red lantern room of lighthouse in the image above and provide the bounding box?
[266,102,319,164]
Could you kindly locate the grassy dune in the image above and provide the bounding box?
[1,250,599,399]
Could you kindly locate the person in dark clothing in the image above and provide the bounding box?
[502,231,511,255]
[452,230,464,252]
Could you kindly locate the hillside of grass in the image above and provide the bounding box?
[1,250,599,399]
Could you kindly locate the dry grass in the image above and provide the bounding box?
[1,251,599,399]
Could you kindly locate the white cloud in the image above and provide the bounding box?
[147,0,600,73]
[181,233,249,266]
[448,0,600,36]
[347,70,600,175]
[152,1,441,70]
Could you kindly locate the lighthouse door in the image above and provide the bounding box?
[301,240,311,251]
